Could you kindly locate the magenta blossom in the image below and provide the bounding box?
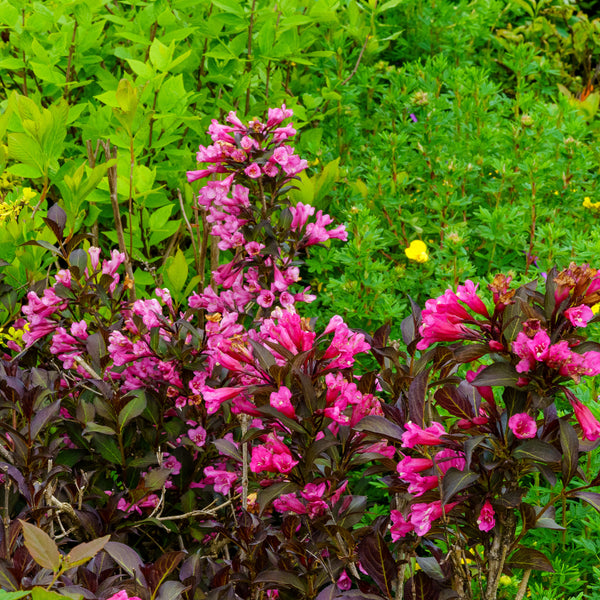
[565,305,594,328]
[508,413,537,439]
[477,500,495,532]
[390,510,415,540]
[401,422,446,448]
[570,397,600,441]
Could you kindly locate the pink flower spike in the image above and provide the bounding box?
[508,413,537,439]
[477,500,495,532]
[565,305,594,328]
[569,396,600,441]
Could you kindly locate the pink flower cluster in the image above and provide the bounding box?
[512,323,600,382]
[186,106,346,316]
[417,284,485,350]
[392,421,494,538]
[273,480,348,519]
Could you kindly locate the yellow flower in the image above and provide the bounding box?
[592,304,599,315]
[500,575,512,586]
[405,240,429,263]
[583,197,600,210]
[21,187,36,202]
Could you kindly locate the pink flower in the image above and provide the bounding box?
[337,570,352,591]
[570,397,600,441]
[565,305,594,328]
[244,163,262,178]
[106,592,142,600]
[508,413,537,439]
[401,422,446,448]
[409,500,459,536]
[188,426,207,447]
[270,386,296,419]
[390,510,415,540]
[477,500,495,532]
[512,330,551,373]
[203,467,238,495]
[397,456,434,479]
[456,280,489,317]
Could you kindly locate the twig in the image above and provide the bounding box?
[155,496,238,521]
[515,569,532,600]
[85,140,102,247]
[340,34,369,86]
[99,140,136,301]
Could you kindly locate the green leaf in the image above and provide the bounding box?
[92,435,123,465]
[441,468,480,503]
[64,535,111,569]
[149,38,173,72]
[0,592,30,599]
[30,590,70,600]
[127,58,154,80]
[165,248,188,294]
[19,521,61,573]
[118,391,147,430]
[7,133,45,175]
[148,204,173,230]
[85,423,117,436]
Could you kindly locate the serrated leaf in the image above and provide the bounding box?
[19,521,61,572]
[92,435,123,465]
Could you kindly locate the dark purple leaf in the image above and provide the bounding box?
[47,203,67,232]
[441,468,480,503]
[254,570,307,593]
[512,440,561,463]
[408,370,428,427]
[471,363,519,388]
[104,542,146,586]
[69,248,88,277]
[452,343,489,363]
[559,419,579,485]
[257,481,297,514]
[353,416,405,443]
[415,557,445,582]
[404,572,440,600]
[507,547,554,572]
[434,386,475,421]
[29,399,60,441]
[357,532,396,599]
[571,491,600,515]
[154,551,186,587]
